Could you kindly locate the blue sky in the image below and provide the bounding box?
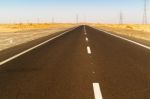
[0,0,147,23]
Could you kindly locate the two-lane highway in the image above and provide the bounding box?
[0,25,150,99]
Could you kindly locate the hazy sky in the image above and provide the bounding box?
[0,0,148,24]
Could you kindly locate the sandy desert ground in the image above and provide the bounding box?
[0,23,75,51]
[92,24,150,42]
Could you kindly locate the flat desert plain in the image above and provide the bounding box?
[0,23,75,51]
[93,24,150,42]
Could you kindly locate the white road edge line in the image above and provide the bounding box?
[0,26,79,66]
[86,37,89,42]
[93,27,150,50]
[87,46,91,54]
[93,83,103,99]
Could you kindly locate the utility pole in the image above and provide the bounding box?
[143,0,148,24]
[84,15,87,24]
[37,18,40,24]
[76,14,79,24]
[52,17,54,24]
[119,11,123,24]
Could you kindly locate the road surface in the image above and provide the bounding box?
[0,25,150,99]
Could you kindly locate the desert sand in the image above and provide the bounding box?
[0,23,75,51]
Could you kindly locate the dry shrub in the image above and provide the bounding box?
[125,25,133,29]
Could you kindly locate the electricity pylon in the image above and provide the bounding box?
[143,0,148,24]
[76,14,79,24]
[119,11,123,24]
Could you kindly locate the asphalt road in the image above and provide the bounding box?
[0,25,150,99]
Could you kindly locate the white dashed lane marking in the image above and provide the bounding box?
[87,46,91,54]
[84,26,103,99]
[86,37,89,42]
[93,83,103,99]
